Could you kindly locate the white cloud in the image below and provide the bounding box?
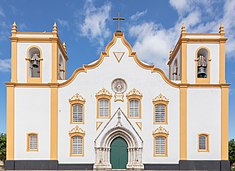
[0,58,11,72]
[79,0,111,47]
[130,10,147,21]
[128,0,235,74]
[0,6,5,17]
[57,19,69,30]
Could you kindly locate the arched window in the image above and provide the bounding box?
[196,47,210,83]
[72,104,83,123]
[155,104,167,123]
[126,88,142,119]
[129,99,140,118]
[69,93,86,124]
[27,133,38,151]
[71,135,83,155]
[98,99,109,118]
[96,88,112,119]
[153,126,169,157]
[198,134,209,152]
[58,55,65,80]
[172,59,178,80]
[153,94,169,124]
[69,126,85,157]
[27,46,42,82]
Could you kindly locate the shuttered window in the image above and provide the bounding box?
[28,134,38,151]
[155,104,166,123]
[72,136,83,155]
[72,104,83,123]
[155,136,166,155]
[129,99,140,118]
[98,99,109,117]
[199,134,209,151]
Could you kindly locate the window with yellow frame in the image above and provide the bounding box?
[126,88,142,119]
[96,88,112,119]
[69,125,85,156]
[198,134,209,152]
[27,133,38,152]
[153,126,169,157]
[69,93,86,124]
[152,94,169,124]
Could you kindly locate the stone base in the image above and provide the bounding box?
[4,160,230,170]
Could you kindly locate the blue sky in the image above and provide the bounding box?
[0,0,234,139]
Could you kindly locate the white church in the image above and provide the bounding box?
[5,20,230,171]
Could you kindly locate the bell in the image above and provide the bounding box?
[31,53,39,68]
[32,60,39,68]
[198,66,206,78]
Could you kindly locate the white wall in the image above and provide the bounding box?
[17,43,52,83]
[58,38,180,164]
[14,88,51,159]
[187,88,221,160]
[187,44,220,84]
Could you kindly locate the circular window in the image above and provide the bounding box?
[111,78,127,94]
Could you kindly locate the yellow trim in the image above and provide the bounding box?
[195,46,211,84]
[50,85,58,160]
[27,133,39,152]
[113,52,125,62]
[153,127,169,157]
[96,88,112,119]
[26,45,43,83]
[221,86,229,159]
[69,126,85,157]
[219,39,226,84]
[181,40,187,83]
[136,122,142,130]
[180,85,187,159]
[126,89,142,119]
[70,101,85,124]
[6,85,14,160]
[198,133,209,152]
[10,37,17,82]
[59,32,178,88]
[96,122,103,130]
[52,38,58,83]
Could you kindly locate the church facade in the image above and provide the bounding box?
[5,22,230,171]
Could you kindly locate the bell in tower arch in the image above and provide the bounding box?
[31,53,40,68]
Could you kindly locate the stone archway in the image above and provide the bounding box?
[94,126,144,170]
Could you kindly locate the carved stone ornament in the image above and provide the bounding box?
[96,88,112,98]
[111,78,127,94]
[126,88,142,98]
[69,125,85,136]
[152,126,169,135]
[152,93,169,102]
[69,93,85,102]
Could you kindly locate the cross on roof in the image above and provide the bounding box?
[113,12,125,32]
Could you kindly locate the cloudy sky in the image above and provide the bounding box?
[0,0,234,139]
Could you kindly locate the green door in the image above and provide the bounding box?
[110,137,128,169]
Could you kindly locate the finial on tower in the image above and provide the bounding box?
[52,22,58,33]
[12,21,17,33]
[63,42,67,52]
[219,23,225,33]
[181,23,186,33]
[169,48,173,59]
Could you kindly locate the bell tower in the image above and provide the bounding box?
[9,22,68,84]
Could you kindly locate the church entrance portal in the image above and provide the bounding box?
[110,137,128,169]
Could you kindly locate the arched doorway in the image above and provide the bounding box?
[110,137,128,169]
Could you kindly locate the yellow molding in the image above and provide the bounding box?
[181,40,187,83]
[27,133,39,152]
[11,37,17,82]
[126,88,142,119]
[136,122,142,130]
[198,133,209,152]
[6,85,14,160]
[50,86,58,160]
[96,89,112,119]
[70,102,85,124]
[52,39,58,83]
[195,46,211,84]
[180,87,187,159]
[96,122,103,130]
[219,39,226,84]
[221,86,229,159]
